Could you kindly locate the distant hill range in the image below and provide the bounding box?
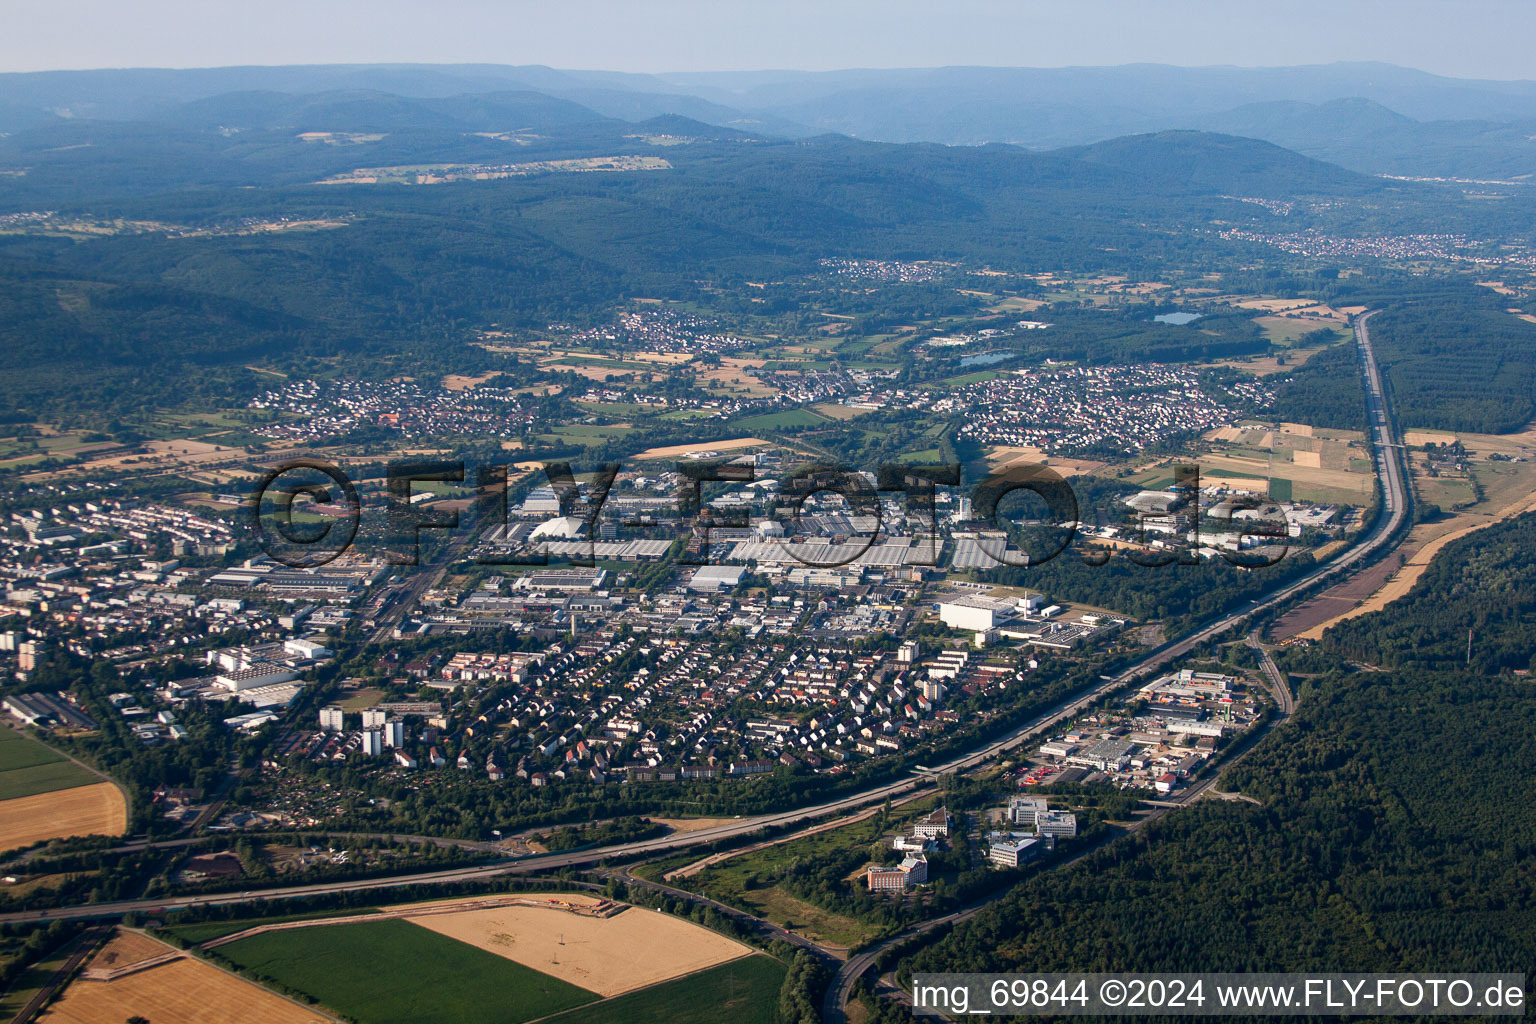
[2,61,1535,180]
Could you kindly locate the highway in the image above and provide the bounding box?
[1250,631,1295,715]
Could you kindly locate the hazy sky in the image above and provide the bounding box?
[2,0,1532,80]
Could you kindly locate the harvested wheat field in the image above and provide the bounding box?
[632,437,772,460]
[1201,453,1372,497]
[1228,297,1315,312]
[1404,430,1458,448]
[405,899,751,997]
[442,371,502,391]
[0,783,126,853]
[1199,473,1271,493]
[85,930,173,975]
[986,446,1106,477]
[650,816,741,834]
[40,945,328,1024]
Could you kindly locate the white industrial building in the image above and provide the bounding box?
[520,486,561,516]
[215,664,298,693]
[284,637,333,660]
[938,596,1014,631]
[688,565,747,593]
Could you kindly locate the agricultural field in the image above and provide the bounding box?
[0,784,127,853]
[0,728,84,783]
[1277,420,1536,640]
[218,918,596,1024]
[1134,422,1379,503]
[0,728,124,853]
[1252,314,1346,344]
[38,931,322,1024]
[632,437,773,460]
[732,408,828,432]
[537,955,787,1024]
[0,946,78,1022]
[402,896,752,996]
[160,908,381,947]
[698,357,776,397]
[538,423,637,445]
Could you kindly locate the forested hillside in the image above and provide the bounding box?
[0,109,1386,419]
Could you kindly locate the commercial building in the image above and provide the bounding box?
[938,596,1013,632]
[912,806,953,840]
[866,853,928,891]
[1008,794,1048,829]
[689,565,748,593]
[1037,809,1078,838]
[1068,737,1135,772]
[520,486,562,516]
[988,833,1046,868]
[284,637,333,660]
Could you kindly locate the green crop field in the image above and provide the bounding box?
[160,908,381,947]
[539,956,786,1024]
[0,729,66,772]
[217,918,597,1024]
[732,408,828,431]
[0,729,95,800]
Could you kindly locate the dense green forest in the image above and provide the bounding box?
[1367,294,1536,434]
[907,511,1536,985]
[1265,340,1368,431]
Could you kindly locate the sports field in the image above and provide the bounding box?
[217,918,596,1024]
[538,955,787,1024]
